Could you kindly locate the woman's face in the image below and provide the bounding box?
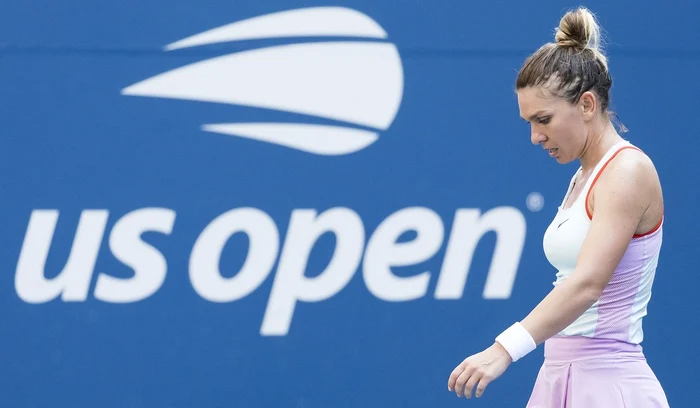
[517,86,590,165]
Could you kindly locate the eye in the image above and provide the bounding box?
[537,116,551,124]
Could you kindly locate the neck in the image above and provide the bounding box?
[578,117,622,171]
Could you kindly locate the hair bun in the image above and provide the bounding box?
[554,7,608,69]
[554,7,598,50]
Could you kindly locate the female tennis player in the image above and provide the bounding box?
[447,7,670,407]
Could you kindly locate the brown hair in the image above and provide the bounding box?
[516,7,624,129]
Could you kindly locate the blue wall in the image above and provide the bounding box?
[2,1,699,407]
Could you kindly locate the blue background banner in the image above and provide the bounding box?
[2,1,698,407]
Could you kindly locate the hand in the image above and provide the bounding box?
[447,342,512,399]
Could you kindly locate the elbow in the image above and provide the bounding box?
[573,278,606,304]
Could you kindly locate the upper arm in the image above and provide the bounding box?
[572,151,655,293]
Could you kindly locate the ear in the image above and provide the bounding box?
[579,91,597,121]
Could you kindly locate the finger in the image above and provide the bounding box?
[454,365,476,397]
[447,362,466,391]
[475,374,494,398]
[463,370,482,399]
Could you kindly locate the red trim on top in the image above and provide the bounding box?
[585,145,663,238]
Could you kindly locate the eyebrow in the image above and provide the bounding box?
[521,110,548,122]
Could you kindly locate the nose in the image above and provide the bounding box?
[530,126,546,145]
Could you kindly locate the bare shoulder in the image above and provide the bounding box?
[604,147,660,189]
[589,146,664,234]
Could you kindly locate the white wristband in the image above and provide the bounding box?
[495,322,536,362]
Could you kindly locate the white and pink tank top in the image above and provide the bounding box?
[543,140,663,344]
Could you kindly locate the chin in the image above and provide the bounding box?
[555,155,573,164]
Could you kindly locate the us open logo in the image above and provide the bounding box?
[121,7,404,155]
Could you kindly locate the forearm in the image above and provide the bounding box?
[520,278,601,345]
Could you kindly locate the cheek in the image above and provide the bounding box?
[549,120,577,145]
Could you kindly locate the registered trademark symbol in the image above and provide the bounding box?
[526,192,544,212]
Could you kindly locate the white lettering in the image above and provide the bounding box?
[15,205,529,336]
[261,208,364,336]
[93,208,176,303]
[363,207,443,301]
[15,210,108,303]
[434,206,526,299]
[189,208,279,302]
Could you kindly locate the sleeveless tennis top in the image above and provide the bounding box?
[542,140,663,344]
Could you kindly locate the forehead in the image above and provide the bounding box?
[517,86,560,119]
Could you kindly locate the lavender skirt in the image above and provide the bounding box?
[526,336,669,407]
